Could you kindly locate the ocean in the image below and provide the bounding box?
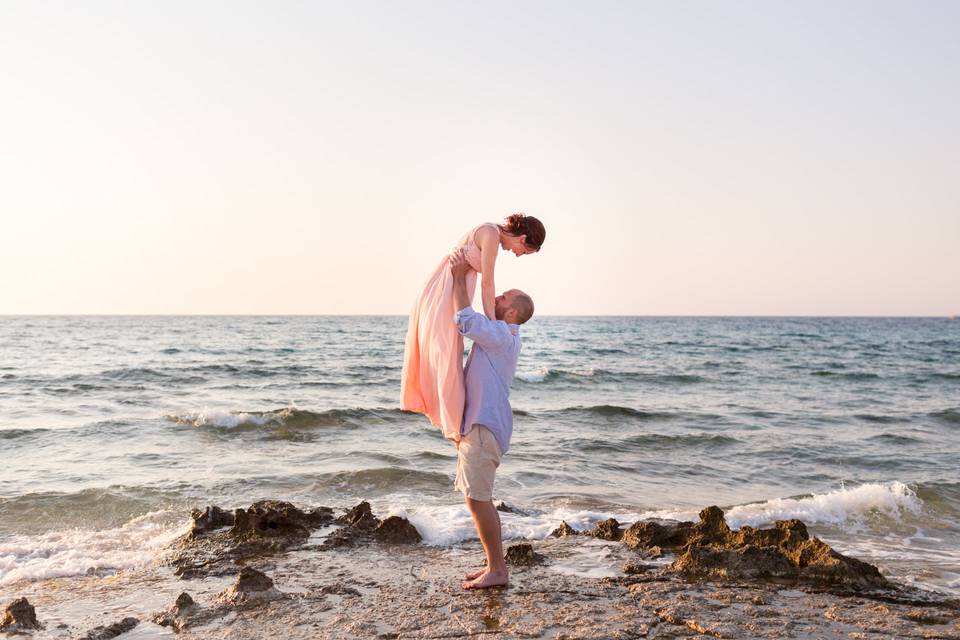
[1,315,958,597]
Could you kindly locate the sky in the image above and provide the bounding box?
[1,1,957,315]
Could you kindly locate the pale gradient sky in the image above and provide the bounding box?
[1,1,957,315]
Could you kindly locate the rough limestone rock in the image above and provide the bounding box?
[550,520,578,537]
[315,584,362,596]
[231,500,333,544]
[323,502,420,549]
[1,597,41,631]
[152,592,198,632]
[640,545,664,559]
[494,501,517,513]
[336,501,379,529]
[623,561,655,575]
[505,542,544,567]
[621,506,892,590]
[373,515,422,544]
[217,567,283,605]
[622,518,695,550]
[687,505,732,545]
[170,501,335,578]
[673,544,796,580]
[189,505,235,537]
[79,617,138,640]
[590,517,622,541]
[322,502,382,548]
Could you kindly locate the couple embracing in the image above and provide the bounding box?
[400,214,545,590]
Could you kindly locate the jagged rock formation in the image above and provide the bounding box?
[1,598,41,631]
[152,592,198,632]
[79,617,138,640]
[323,501,422,548]
[506,542,545,566]
[589,517,622,541]
[170,500,335,578]
[216,567,283,605]
[189,505,235,538]
[550,520,578,537]
[230,500,334,545]
[623,505,890,589]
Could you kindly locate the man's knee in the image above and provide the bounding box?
[464,495,491,510]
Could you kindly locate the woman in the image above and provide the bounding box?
[400,214,545,443]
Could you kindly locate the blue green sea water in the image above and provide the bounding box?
[1,316,958,595]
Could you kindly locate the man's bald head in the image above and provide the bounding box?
[494,289,534,325]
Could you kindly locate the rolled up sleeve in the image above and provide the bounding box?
[456,307,510,351]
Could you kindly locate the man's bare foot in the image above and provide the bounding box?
[462,569,509,590]
[464,567,487,581]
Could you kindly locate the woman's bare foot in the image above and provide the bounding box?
[464,567,487,581]
[462,569,509,590]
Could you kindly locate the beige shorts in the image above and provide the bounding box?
[454,425,502,502]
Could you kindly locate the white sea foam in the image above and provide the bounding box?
[378,497,644,546]
[615,482,924,530]
[516,366,550,383]
[516,365,596,383]
[723,481,923,528]
[164,405,296,428]
[0,511,191,586]
[372,482,925,548]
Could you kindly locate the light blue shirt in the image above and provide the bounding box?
[456,306,521,455]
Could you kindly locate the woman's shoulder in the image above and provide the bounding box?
[472,222,500,245]
[457,222,499,248]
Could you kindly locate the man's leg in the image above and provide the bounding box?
[462,496,509,589]
[464,504,502,580]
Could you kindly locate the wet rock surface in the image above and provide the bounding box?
[5,502,959,639]
[152,592,197,632]
[589,516,623,541]
[189,505,235,538]
[1,597,41,631]
[494,500,517,513]
[216,567,283,605]
[549,520,578,537]
[373,515,422,544]
[505,542,544,567]
[230,500,333,544]
[335,501,377,529]
[623,561,655,575]
[623,518,696,550]
[626,505,891,591]
[168,500,338,578]
[78,616,138,640]
[323,501,422,548]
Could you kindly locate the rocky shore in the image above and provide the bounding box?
[2,500,958,639]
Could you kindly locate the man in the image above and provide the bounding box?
[448,248,535,590]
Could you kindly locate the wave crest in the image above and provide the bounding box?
[723,481,923,528]
[517,367,704,385]
[0,510,190,586]
[163,406,410,430]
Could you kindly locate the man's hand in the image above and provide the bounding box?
[449,248,471,278]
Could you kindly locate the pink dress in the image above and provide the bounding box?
[400,231,485,441]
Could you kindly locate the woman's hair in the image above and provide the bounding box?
[501,213,545,251]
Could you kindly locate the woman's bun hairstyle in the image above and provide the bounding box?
[503,213,545,251]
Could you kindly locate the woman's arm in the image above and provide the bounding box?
[476,224,500,320]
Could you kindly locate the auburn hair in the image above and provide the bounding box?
[501,214,545,251]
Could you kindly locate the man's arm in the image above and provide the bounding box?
[450,249,472,313]
[449,250,511,352]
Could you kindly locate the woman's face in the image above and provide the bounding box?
[506,234,538,257]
